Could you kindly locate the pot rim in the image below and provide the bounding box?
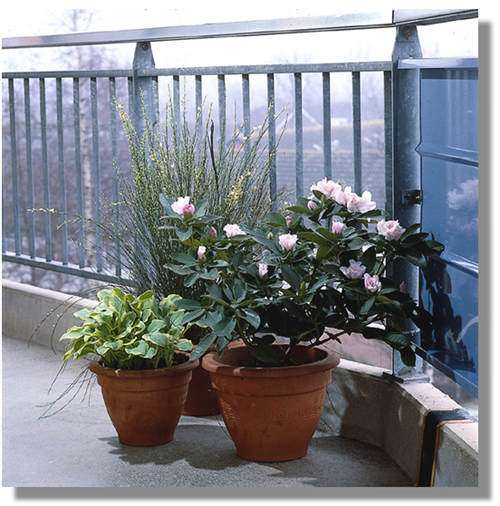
[89,357,199,378]
[202,345,339,378]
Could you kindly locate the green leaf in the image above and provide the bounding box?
[384,332,410,351]
[240,308,261,329]
[399,346,416,367]
[175,226,193,241]
[213,318,236,337]
[360,297,376,315]
[191,333,218,360]
[181,308,205,324]
[174,298,203,310]
[281,265,301,289]
[144,332,168,347]
[176,339,193,352]
[147,319,167,333]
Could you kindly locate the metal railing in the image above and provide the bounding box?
[2,9,477,288]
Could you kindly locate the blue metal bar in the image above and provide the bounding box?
[23,78,35,258]
[242,73,251,158]
[8,79,21,255]
[195,74,202,141]
[56,77,68,265]
[322,72,332,179]
[2,61,392,80]
[173,75,180,125]
[398,57,478,69]
[73,78,85,268]
[152,75,160,120]
[217,74,226,144]
[352,71,362,194]
[39,78,52,261]
[2,252,133,286]
[109,77,122,277]
[127,76,134,119]
[90,77,103,272]
[294,72,303,200]
[267,73,277,210]
[384,71,394,218]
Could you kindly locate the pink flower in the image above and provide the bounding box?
[197,245,206,260]
[307,200,318,210]
[331,221,345,235]
[171,196,195,216]
[340,260,366,279]
[310,178,342,200]
[208,226,217,238]
[258,263,268,278]
[278,233,298,252]
[223,223,246,238]
[377,219,405,241]
[344,187,377,213]
[399,281,407,294]
[364,273,381,293]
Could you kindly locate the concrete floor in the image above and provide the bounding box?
[2,336,411,487]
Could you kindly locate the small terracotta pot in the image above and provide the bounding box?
[182,361,220,416]
[90,358,199,447]
[202,345,339,462]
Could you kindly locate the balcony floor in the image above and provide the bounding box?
[2,336,411,487]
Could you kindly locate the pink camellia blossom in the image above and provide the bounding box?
[364,273,381,293]
[344,187,377,213]
[197,245,207,260]
[278,233,298,252]
[307,200,318,211]
[223,223,246,238]
[377,219,405,241]
[171,196,195,216]
[399,281,407,294]
[310,178,342,200]
[340,259,366,279]
[331,221,345,235]
[208,226,217,238]
[258,263,268,278]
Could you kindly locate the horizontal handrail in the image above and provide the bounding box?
[2,10,478,50]
[2,61,392,80]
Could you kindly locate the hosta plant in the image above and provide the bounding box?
[61,288,193,370]
[163,178,444,367]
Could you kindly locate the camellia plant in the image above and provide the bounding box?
[61,288,193,370]
[162,178,444,367]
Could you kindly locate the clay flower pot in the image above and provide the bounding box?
[90,358,199,447]
[182,362,220,416]
[202,345,339,462]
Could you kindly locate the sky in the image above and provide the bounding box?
[1,3,478,72]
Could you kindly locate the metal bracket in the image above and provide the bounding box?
[402,189,423,205]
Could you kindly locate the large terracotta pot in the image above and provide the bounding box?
[202,345,339,462]
[182,362,220,416]
[90,358,199,447]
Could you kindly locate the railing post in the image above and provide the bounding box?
[391,25,425,378]
[132,41,158,136]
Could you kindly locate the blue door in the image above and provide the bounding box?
[416,60,478,396]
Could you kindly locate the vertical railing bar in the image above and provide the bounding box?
[152,75,160,122]
[23,78,35,258]
[352,71,362,195]
[8,79,21,255]
[109,77,121,277]
[195,75,202,143]
[267,73,277,210]
[56,77,68,265]
[127,76,134,119]
[383,71,394,218]
[173,75,180,125]
[294,72,304,200]
[39,77,52,261]
[217,74,226,145]
[242,73,251,159]
[322,72,333,179]
[73,77,85,268]
[90,77,103,272]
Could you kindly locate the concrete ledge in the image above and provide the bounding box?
[2,279,96,352]
[2,280,479,487]
[325,359,479,486]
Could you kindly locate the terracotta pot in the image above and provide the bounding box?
[202,345,339,462]
[182,361,220,416]
[90,358,199,447]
